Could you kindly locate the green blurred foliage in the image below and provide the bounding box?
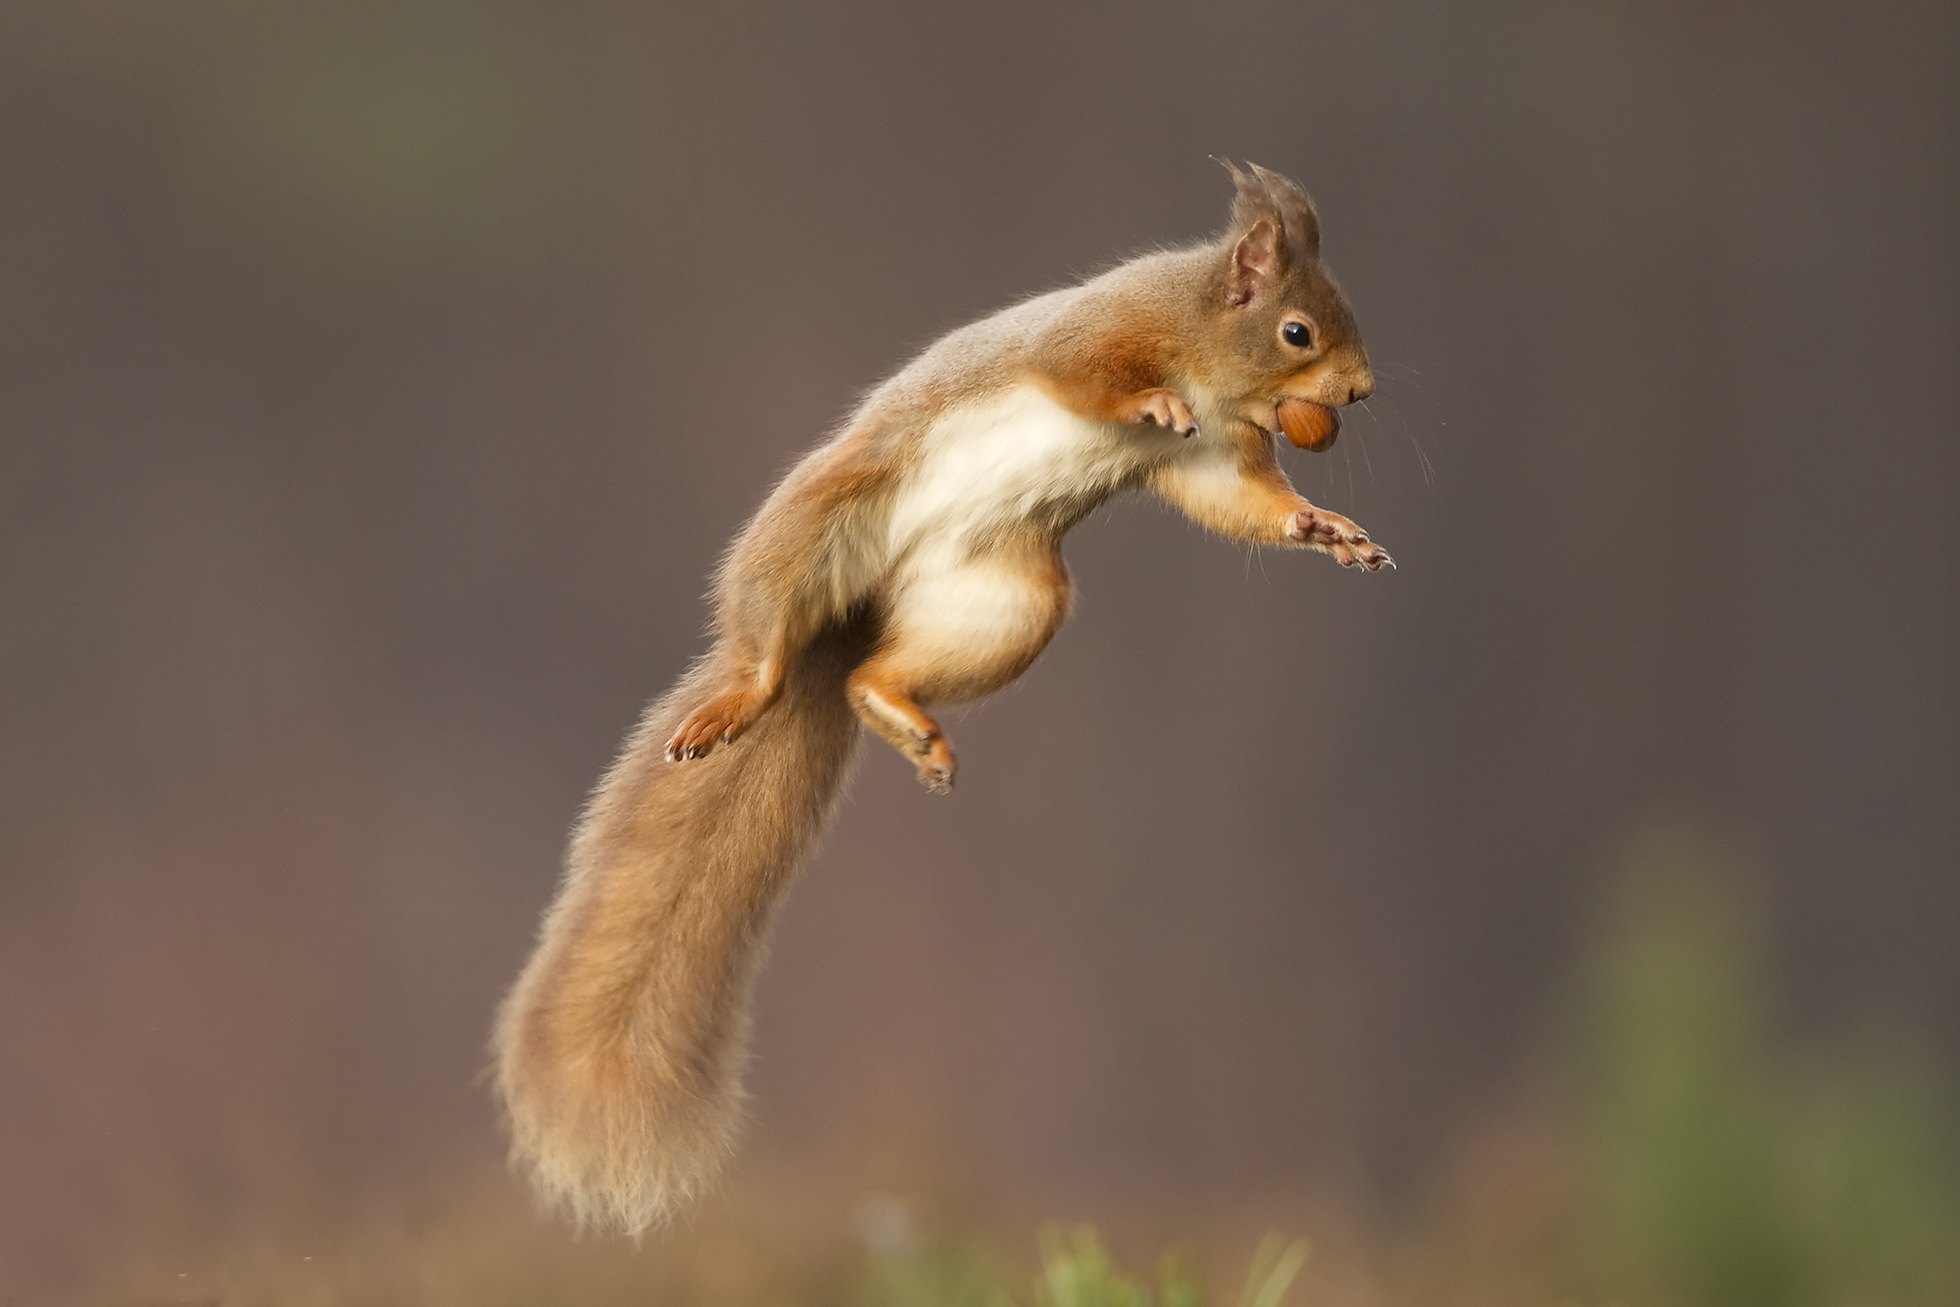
[854,1229,1305,1307]
[1577,826,1960,1307]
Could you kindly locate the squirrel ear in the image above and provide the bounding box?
[1218,157,1291,304]
[1228,218,1284,305]
[1216,158,1323,304]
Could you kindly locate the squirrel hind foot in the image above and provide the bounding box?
[664,684,768,762]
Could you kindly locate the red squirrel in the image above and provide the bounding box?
[495,162,1392,1233]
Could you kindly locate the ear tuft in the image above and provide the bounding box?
[1215,157,1322,282]
[1247,161,1320,257]
[1216,156,1274,238]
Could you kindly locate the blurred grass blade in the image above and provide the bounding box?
[1240,1236,1310,1307]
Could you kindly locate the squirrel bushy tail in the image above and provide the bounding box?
[493,622,868,1234]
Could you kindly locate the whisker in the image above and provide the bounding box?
[1373,391,1438,490]
[1355,400,1378,486]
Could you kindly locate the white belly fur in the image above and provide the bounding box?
[887,385,1163,552]
[882,385,1174,657]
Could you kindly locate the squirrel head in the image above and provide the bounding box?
[1207,161,1374,441]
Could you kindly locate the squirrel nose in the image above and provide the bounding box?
[1345,371,1375,405]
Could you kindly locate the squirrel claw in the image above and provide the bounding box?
[666,686,765,762]
[915,736,957,795]
[1288,506,1393,572]
[1132,388,1199,438]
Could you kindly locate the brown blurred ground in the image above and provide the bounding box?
[2,2,1957,1296]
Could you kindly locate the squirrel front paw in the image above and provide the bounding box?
[1128,388,1200,438]
[916,736,957,795]
[1287,506,1395,572]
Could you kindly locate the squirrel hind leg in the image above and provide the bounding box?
[664,661,783,761]
[847,665,956,794]
[845,545,1070,791]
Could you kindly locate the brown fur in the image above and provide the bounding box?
[493,163,1392,1233]
[494,622,871,1232]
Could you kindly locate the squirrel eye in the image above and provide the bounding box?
[1282,321,1313,349]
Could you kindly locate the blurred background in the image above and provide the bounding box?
[4,3,1957,1302]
